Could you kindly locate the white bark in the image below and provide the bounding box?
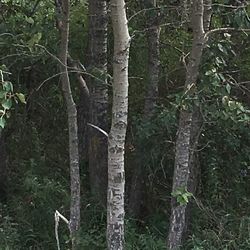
[107,1,130,249]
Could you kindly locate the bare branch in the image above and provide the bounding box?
[87,123,108,137]
[205,28,250,39]
[55,210,69,250]
[0,33,15,37]
[35,44,67,68]
[67,55,89,97]
[211,3,250,9]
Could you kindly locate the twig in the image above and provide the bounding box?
[67,54,89,97]
[54,210,69,250]
[87,123,108,137]
[35,44,67,68]
[205,28,250,39]
[35,69,111,92]
[29,0,42,17]
[211,3,249,9]
[128,5,180,22]
[0,33,15,38]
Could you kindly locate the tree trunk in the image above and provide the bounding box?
[107,0,130,249]
[87,0,108,207]
[167,0,210,249]
[187,0,212,199]
[0,130,7,202]
[56,0,81,248]
[144,1,160,117]
[128,0,161,219]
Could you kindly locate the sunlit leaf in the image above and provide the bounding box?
[16,93,26,104]
[226,84,231,94]
[2,99,12,110]
[3,81,13,92]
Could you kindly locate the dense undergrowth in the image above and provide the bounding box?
[1,102,250,249]
[1,0,250,249]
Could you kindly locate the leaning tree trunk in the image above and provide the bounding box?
[56,0,80,248]
[107,0,130,249]
[87,0,108,207]
[187,0,212,200]
[167,0,210,249]
[128,0,161,218]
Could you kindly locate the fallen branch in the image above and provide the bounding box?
[54,210,69,250]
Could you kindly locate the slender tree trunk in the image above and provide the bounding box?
[87,0,108,206]
[107,1,130,249]
[77,83,89,162]
[0,130,7,202]
[167,0,210,249]
[56,0,80,248]
[188,0,212,197]
[144,1,160,117]
[128,0,161,219]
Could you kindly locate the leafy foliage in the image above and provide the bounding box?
[0,0,250,249]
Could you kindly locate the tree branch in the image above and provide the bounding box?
[205,27,250,39]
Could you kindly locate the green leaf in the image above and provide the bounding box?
[182,194,189,203]
[215,57,225,66]
[172,187,193,205]
[0,117,6,129]
[25,16,34,25]
[2,99,12,110]
[226,84,231,94]
[27,33,42,48]
[3,81,13,92]
[228,101,236,110]
[16,93,26,104]
[0,91,7,99]
[218,43,227,54]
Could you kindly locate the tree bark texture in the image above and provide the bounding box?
[187,0,212,196]
[107,1,130,249]
[144,0,160,117]
[0,130,7,202]
[128,0,161,218]
[87,0,108,207]
[77,74,89,162]
[56,0,80,247]
[167,0,210,249]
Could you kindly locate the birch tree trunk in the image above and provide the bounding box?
[129,0,160,218]
[107,0,130,249]
[56,0,80,248]
[167,0,210,248]
[87,0,108,207]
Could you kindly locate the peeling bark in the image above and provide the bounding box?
[56,0,80,248]
[107,0,130,249]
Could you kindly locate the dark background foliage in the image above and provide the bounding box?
[0,0,250,249]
